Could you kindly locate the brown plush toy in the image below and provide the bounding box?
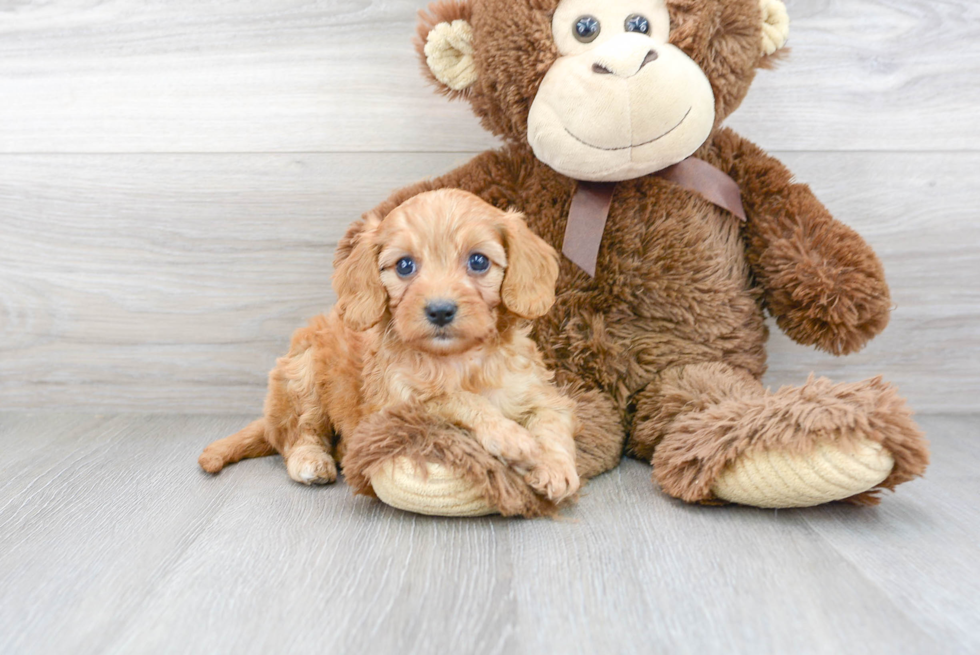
[342,0,930,516]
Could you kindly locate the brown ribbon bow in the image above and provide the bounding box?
[562,157,747,277]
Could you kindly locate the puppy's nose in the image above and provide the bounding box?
[425,300,457,327]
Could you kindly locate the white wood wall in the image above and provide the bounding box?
[1,0,977,414]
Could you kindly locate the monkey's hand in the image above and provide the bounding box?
[718,128,891,355]
[758,231,891,355]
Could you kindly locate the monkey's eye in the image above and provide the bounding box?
[573,15,600,43]
[395,256,416,277]
[624,14,649,34]
[467,252,490,274]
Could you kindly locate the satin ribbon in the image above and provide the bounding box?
[562,157,746,277]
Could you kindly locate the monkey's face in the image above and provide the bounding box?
[417,0,788,181]
[526,0,715,182]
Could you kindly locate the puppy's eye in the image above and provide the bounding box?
[624,14,649,34]
[467,253,490,274]
[573,15,600,43]
[395,256,416,277]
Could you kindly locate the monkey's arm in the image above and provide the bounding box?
[715,128,891,355]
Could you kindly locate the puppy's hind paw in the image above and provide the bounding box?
[526,456,580,503]
[198,449,225,474]
[286,446,338,485]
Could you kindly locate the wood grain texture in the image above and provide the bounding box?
[0,413,976,654]
[1,151,976,413]
[0,0,978,153]
[797,415,980,652]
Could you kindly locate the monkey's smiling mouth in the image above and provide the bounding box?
[564,107,692,151]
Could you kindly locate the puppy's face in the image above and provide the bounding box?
[334,189,559,356]
[378,196,505,355]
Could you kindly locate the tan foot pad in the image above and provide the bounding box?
[712,439,895,508]
[370,457,497,517]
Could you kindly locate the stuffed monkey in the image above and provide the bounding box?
[340,0,929,515]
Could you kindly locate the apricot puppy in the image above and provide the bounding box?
[199,189,579,504]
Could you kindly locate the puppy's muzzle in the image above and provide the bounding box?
[425,300,457,327]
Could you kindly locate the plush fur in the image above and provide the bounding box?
[200,189,583,509]
[634,364,927,504]
[343,407,560,517]
[335,0,928,507]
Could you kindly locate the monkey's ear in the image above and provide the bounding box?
[499,211,560,320]
[759,0,790,57]
[333,218,386,332]
[416,1,477,97]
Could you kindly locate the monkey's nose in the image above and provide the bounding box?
[425,301,457,327]
[592,48,658,77]
[640,49,658,68]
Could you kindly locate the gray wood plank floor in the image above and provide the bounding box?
[0,413,976,655]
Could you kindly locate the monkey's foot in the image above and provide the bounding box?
[652,375,929,507]
[342,408,559,518]
[370,458,495,517]
[711,439,893,508]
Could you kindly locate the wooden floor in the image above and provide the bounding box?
[0,412,977,654]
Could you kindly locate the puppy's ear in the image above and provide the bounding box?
[333,216,386,331]
[499,211,560,320]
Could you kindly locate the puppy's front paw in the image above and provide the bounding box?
[526,455,580,503]
[286,446,338,485]
[481,423,542,472]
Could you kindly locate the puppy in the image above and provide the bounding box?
[199,189,580,503]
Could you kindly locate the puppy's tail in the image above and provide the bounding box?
[198,418,276,474]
